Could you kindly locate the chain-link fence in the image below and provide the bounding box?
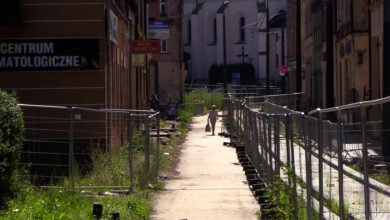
[18,104,161,190]
[224,93,390,219]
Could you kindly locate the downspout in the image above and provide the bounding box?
[106,0,113,152]
[266,0,270,94]
[368,0,372,101]
[179,0,184,103]
[326,0,334,108]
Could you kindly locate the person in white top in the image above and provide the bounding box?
[208,105,219,135]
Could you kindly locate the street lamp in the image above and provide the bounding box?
[296,0,302,94]
[222,0,229,95]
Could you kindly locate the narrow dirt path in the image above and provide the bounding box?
[152,115,259,220]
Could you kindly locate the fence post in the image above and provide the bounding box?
[128,114,134,192]
[288,114,299,220]
[274,115,281,177]
[156,113,161,178]
[68,107,75,189]
[318,111,324,219]
[145,116,150,174]
[305,115,313,220]
[285,113,291,171]
[361,105,371,220]
[267,114,273,183]
[250,110,256,164]
[336,109,345,219]
[258,113,265,171]
[254,112,261,172]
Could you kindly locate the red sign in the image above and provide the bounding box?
[131,40,160,54]
[279,64,288,77]
[281,64,288,73]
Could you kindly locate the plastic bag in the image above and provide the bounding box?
[205,122,211,132]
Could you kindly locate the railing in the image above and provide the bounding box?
[224,93,390,219]
[18,104,161,190]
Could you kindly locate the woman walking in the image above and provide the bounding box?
[208,105,219,135]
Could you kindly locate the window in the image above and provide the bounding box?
[160,0,167,16]
[188,20,192,44]
[213,18,217,43]
[160,39,168,53]
[0,0,20,22]
[239,17,246,42]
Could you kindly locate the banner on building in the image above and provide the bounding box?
[0,39,99,71]
[109,9,118,45]
[148,20,169,40]
[131,40,160,54]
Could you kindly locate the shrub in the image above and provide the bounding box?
[0,91,24,206]
[208,63,255,85]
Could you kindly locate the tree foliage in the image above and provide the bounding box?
[208,63,256,85]
[0,91,24,206]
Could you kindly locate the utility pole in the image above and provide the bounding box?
[383,1,390,160]
[281,10,286,93]
[326,0,334,108]
[296,0,302,93]
[223,12,227,95]
[266,0,270,95]
[222,1,229,95]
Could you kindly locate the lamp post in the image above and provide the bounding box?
[222,1,229,95]
[281,10,286,93]
[266,0,270,94]
[296,0,302,93]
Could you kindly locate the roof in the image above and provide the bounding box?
[192,2,204,14]
[217,1,229,14]
[269,10,286,28]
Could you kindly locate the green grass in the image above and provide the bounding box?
[1,187,151,220]
[178,90,224,130]
[184,90,223,111]
[262,168,319,219]
[1,90,223,219]
[1,146,156,219]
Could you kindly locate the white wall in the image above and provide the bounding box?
[184,0,286,82]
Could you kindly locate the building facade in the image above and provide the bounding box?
[149,0,186,105]
[0,0,150,150]
[335,0,369,107]
[183,0,286,85]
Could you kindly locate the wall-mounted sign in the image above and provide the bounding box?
[0,39,99,71]
[109,9,118,45]
[131,40,160,54]
[131,54,145,67]
[148,20,169,40]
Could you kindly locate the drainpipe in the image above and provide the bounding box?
[326,0,334,109]
[266,0,270,94]
[383,1,390,160]
[296,0,302,94]
[106,0,113,151]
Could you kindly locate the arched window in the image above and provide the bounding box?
[213,18,217,43]
[188,19,192,44]
[239,17,246,42]
[160,0,167,16]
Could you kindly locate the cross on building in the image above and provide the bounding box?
[237,46,249,64]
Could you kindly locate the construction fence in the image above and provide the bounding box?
[223,92,390,219]
[18,103,161,190]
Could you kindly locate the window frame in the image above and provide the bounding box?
[160,0,167,16]
[160,39,168,53]
[239,17,246,43]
